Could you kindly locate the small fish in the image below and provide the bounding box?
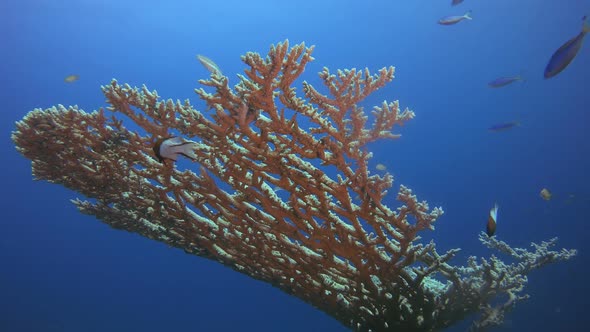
[452,0,464,5]
[64,74,79,83]
[488,121,520,132]
[488,75,524,88]
[196,54,222,75]
[544,16,590,79]
[438,10,472,25]
[540,188,552,201]
[153,136,199,163]
[486,203,498,237]
[375,163,387,171]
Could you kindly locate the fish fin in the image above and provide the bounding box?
[464,10,473,20]
[490,203,498,221]
[167,137,185,145]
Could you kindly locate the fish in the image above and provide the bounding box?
[196,54,222,75]
[375,163,387,171]
[153,136,199,163]
[438,10,472,25]
[544,16,590,79]
[452,0,464,5]
[486,203,498,237]
[488,75,524,88]
[540,188,552,201]
[64,74,80,83]
[488,121,520,132]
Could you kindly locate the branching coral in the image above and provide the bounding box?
[12,41,576,331]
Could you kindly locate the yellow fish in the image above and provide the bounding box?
[64,74,79,83]
[540,188,552,201]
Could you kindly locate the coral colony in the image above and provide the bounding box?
[13,41,575,331]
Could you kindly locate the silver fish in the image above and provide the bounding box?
[438,10,472,25]
[544,16,590,79]
[153,137,198,163]
[196,54,222,75]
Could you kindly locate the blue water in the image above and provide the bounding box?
[1,0,588,331]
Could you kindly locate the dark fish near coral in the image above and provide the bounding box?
[488,121,520,132]
[544,16,590,79]
[153,137,199,163]
[486,203,498,237]
[438,11,472,25]
[488,75,524,88]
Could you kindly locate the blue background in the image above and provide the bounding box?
[1,0,588,331]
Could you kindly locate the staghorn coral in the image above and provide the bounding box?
[12,41,575,331]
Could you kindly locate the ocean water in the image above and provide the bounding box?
[1,0,588,331]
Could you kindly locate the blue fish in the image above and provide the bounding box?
[544,16,590,79]
[488,121,520,132]
[488,75,524,88]
[452,0,464,5]
[438,11,472,25]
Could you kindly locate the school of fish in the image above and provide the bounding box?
[437,1,585,236]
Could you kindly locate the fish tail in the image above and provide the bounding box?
[464,10,473,20]
[180,142,200,161]
[583,16,590,33]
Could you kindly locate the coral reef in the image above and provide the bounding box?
[12,41,576,331]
